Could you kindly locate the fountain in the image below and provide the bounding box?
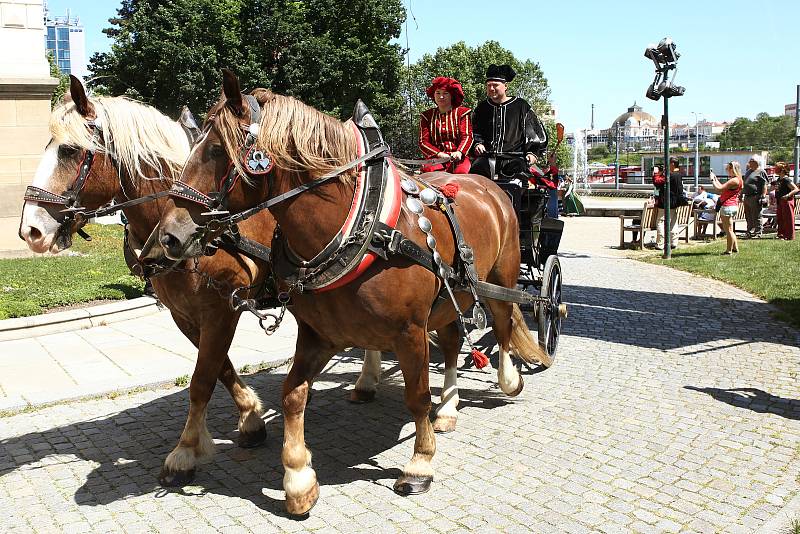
[572,129,590,193]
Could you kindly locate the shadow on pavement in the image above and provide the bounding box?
[0,351,515,515]
[563,284,799,350]
[684,386,800,421]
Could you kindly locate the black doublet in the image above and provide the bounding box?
[471,97,548,157]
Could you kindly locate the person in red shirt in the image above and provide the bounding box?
[418,77,473,174]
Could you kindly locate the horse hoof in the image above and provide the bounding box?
[285,481,320,517]
[238,425,267,448]
[508,375,524,397]
[393,474,432,496]
[158,466,196,487]
[348,388,376,404]
[432,416,457,433]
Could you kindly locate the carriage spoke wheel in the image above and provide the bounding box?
[537,255,562,365]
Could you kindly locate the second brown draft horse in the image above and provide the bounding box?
[157,70,547,515]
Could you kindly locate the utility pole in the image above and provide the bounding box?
[691,112,701,192]
[663,100,671,258]
[615,122,620,190]
[591,104,595,130]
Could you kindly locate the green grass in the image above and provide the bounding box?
[642,236,800,329]
[0,224,144,319]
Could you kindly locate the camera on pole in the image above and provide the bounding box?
[644,38,685,101]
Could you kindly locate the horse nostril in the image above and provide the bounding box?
[28,227,42,241]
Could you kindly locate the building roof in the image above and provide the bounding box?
[611,102,658,128]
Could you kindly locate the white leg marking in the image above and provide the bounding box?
[497,347,521,396]
[354,350,382,393]
[436,367,459,418]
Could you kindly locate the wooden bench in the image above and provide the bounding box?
[730,201,747,233]
[693,207,718,240]
[619,203,657,249]
[673,203,694,244]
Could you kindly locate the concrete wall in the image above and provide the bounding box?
[0,0,58,252]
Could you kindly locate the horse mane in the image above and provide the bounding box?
[214,90,357,186]
[49,96,190,183]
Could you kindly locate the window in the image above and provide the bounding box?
[57,27,69,40]
[47,27,55,39]
[58,49,70,60]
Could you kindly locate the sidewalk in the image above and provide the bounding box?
[0,304,296,412]
[0,215,619,412]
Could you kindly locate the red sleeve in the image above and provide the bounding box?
[456,107,473,155]
[418,110,439,158]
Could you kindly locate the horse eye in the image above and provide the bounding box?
[57,145,79,159]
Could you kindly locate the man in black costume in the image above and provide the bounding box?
[470,64,548,180]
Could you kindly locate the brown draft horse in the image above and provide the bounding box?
[158,70,547,515]
[18,76,383,486]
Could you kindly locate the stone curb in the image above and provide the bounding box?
[0,296,160,342]
[0,356,293,416]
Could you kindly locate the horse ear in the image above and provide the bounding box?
[69,75,93,116]
[221,68,244,116]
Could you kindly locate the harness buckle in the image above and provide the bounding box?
[387,229,402,253]
[201,209,231,218]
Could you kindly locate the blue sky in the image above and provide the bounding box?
[47,0,799,133]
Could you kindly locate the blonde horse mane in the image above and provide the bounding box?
[49,96,190,183]
[214,90,358,186]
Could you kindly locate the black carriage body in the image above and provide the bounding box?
[495,182,564,272]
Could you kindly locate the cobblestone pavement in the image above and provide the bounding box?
[1,252,799,533]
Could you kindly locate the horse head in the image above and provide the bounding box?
[159,68,272,260]
[19,76,189,254]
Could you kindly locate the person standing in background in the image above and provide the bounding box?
[741,156,768,238]
[774,161,798,240]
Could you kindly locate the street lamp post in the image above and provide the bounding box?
[691,112,703,192]
[644,37,685,259]
[614,122,620,190]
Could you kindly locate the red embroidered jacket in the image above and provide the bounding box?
[418,106,473,158]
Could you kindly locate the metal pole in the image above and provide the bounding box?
[794,84,800,184]
[663,97,671,259]
[615,123,620,189]
[693,113,700,191]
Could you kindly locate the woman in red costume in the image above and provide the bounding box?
[418,77,473,174]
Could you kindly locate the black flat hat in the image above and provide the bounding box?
[486,64,516,83]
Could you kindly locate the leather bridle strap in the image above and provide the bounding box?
[170,144,389,227]
[225,144,389,226]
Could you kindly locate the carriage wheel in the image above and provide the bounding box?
[537,255,563,365]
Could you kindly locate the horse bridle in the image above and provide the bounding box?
[22,120,105,240]
[169,94,389,238]
[169,94,266,219]
[22,119,176,241]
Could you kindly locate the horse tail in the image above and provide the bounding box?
[509,303,552,367]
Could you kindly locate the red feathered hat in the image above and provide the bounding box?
[425,77,465,108]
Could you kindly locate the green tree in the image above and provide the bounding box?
[587,145,609,161]
[47,53,69,108]
[719,113,795,163]
[89,0,405,124]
